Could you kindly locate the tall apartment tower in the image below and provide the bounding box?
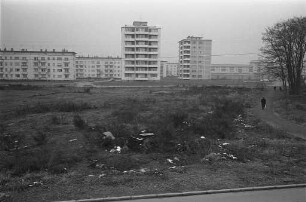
[178,36,212,79]
[121,21,161,80]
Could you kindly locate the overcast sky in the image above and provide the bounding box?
[1,0,306,63]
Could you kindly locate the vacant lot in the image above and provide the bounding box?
[0,82,305,202]
[273,90,306,127]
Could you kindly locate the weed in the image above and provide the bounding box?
[15,101,94,116]
[73,115,87,129]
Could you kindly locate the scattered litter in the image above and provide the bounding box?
[139,133,155,137]
[200,136,206,139]
[28,181,43,187]
[110,146,121,153]
[222,143,230,146]
[69,139,77,142]
[167,159,173,164]
[174,157,179,161]
[169,166,176,169]
[98,174,106,178]
[96,164,105,169]
[88,175,95,177]
[103,131,115,140]
[243,124,253,128]
[139,168,146,173]
[208,111,214,114]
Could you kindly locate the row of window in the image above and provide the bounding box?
[76,61,121,64]
[0,56,70,61]
[1,62,70,67]
[124,27,158,32]
[0,74,71,79]
[0,68,71,73]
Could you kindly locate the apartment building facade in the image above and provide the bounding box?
[0,48,76,80]
[165,62,179,77]
[178,36,212,80]
[211,64,258,80]
[75,56,122,79]
[121,21,161,80]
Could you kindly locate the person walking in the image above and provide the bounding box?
[261,97,266,110]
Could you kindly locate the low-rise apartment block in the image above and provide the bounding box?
[0,48,76,80]
[75,56,122,79]
[211,63,260,80]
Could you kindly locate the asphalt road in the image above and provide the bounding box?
[117,187,306,202]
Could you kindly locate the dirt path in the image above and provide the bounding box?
[253,88,306,140]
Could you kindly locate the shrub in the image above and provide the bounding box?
[73,115,87,129]
[83,87,91,93]
[32,131,48,146]
[15,101,94,116]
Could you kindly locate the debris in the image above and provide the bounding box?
[28,181,43,187]
[0,193,9,200]
[69,139,77,142]
[88,159,98,168]
[96,164,105,169]
[200,136,206,139]
[98,174,106,178]
[174,157,179,161]
[139,133,155,137]
[110,146,121,153]
[103,131,115,140]
[88,175,95,177]
[139,168,146,173]
[167,159,173,164]
[222,143,230,146]
[202,153,221,162]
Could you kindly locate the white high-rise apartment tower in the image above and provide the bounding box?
[178,36,212,79]
[121,21,161,80]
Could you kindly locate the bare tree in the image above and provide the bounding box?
[261,17,306,94]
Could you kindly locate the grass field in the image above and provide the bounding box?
[0,80,305,202]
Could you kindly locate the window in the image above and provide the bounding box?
[16,68,20,72]
[34,62,38,66]
[41,57,45,60]
[57,57,62,60]
[14,57,19,60]
[57,75,62,78]
[34,57,39,61]
[34,68,38,72]
[22,74,27,78]
[57,69,62,72]
[15,62,20,66]
[64,63,69,67]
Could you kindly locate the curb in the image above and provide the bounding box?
[55,183,306,202]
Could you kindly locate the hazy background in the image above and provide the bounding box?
[1,0,306,64]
